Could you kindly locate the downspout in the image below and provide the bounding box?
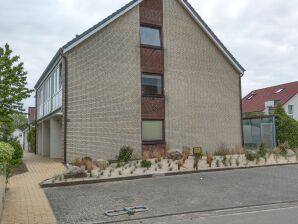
[239,74,244,146]
[60,49,68,164]
[34,92,37,154]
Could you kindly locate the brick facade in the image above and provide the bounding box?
[64,6,142,161]
[163,0,242,151]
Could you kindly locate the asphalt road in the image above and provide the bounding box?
[45,164,298,224]
[124,202,298,224]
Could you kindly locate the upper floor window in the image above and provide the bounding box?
[288,105,294,115]
[140,26,161,47]
[142,74,163,96]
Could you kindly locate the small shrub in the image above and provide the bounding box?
[73,158,81,167]
[155,167,158,171]
[222,156,228,167]
[257,142,268,158]
[117,145,133,163]
[216,159,220,167]
[118,171,122,176]
[157,163,162,169]
[228,157,232,166]
[206,153,213,167]
[130,170,134,175]
[8,140,23,165]
[168,167,173,171]
[236,157,240,166]
[245,150,256,161]
[0,141,14,180]
[141,160,152,169]
[214,143,229,156]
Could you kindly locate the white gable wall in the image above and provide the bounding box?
[283,94,298,121]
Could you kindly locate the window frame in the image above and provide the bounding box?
[288,105,294,115]
[140,24,163,49]
[141,73,164,97]
[142,119,165,144]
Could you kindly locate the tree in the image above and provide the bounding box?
[274,103,298,148]
[10,113,28,131]
[0,44,33,117]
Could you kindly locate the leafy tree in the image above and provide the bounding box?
[0,44,33,117]
[10,113,28,131]
[274,103,298,148]
[27,127,36,153]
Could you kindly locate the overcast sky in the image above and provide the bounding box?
[0,0,297,112]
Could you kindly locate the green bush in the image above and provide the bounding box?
[257,142,268,158]
[117,145,133,163]
[274,103,298,149]
[141,160,152,169]
[245,150,257,161]
[0,141,14,180]
[8,140,23,165]
[0,141,14,163]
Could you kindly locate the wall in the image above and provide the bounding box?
[163,0,242,151]
[283,94,298,120]
[65,6,142,161]
[50,118,62,158]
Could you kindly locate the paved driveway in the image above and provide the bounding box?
[1,153,65,224]
[45,165,298,224]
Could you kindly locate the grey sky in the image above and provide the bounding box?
[0,0,297,111]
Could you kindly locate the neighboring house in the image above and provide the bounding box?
[242,81,298,120]
[23,107,36,151]
[34,0,245,162]
[12,129,24,146]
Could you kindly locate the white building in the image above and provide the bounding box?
[243,81,298,120]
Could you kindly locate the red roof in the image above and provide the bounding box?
[242,81,298,113]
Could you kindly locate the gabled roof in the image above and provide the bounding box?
[35,0,245,89]
[242,81,298,113]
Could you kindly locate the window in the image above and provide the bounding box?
[275,88,284,94]
[140,26,161,47]
[142,120,164,142]
[142,74,163,96]
[247,95,254,100]
[288,105,294,115]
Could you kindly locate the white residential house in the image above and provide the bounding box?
[242,81,298,120]
[12,129,24,146]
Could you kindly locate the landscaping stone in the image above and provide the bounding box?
[91,170,99,178]
[167,149,183,160]
[63,166,87,179]
[93,159,109,170]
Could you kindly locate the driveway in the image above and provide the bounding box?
[1,153,65,224]
[45,164,298,224]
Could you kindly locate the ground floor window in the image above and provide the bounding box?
[142,120,164,142]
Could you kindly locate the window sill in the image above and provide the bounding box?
[142,141,165,145]
[140,45,163,50]
[142,95,164,98]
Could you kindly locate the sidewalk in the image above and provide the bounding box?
[1,152,65,224]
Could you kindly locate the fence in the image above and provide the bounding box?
[243,115,276,149]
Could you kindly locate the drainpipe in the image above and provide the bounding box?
[34,91,37,154]
[239,74,244,146]
[60,49,68,164]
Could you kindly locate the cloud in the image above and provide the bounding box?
[0,0,297,111]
